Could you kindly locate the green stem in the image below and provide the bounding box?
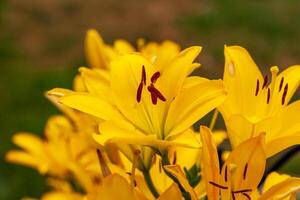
[143,170,159,198]
[209,109,219,131]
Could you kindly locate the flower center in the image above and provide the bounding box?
[136,65,166,105]
[209,163,252,199]
[254,69,289,105]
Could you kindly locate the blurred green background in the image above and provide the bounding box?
[0,0,299,199]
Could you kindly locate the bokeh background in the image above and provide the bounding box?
[0,0,300,199]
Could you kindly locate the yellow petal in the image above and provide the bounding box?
[140,40,180,70]
[182,76,209,89]
[73,74,87,92]
[220,45,263,120]
[41,191,82,200]
[167,129,201,168]
[199,126,220,200]
[85,29,108,69]
[11,133,45,156]
[98,174,145,200]
[259,177,300,200]
[114,39,135,54]
[79,67,111,100]
[263,172,290,193]
[95,120,201,149]
[59,93,122,121]
[160,46,202,100]
[164,165,198,200]
[225,115,253,147]
[264,135,300,158]
[5,150,48,174]
[275,65,300,106]
[158,184,182,200]
[165,79,227,137]
[276,100,300,137]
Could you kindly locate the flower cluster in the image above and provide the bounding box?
[6,29,300,200]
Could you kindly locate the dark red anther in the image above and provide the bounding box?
[224,165,228,182]
[243,163,248,180]
[255,79,260,96]
[279,77,284,92]
[267,88,271,104]
[282,83,288,105]
[148,84,166,103]
[142,65,146,85]
[150,92,158,105]
[151,71,160,83]
[136,82,144,103]
[262,75,268,89]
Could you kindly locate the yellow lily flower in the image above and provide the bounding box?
[201,126,266,200]
[49,46,227,155]
[200,126,300,200]
[85,29,181,71]
[219,45,300,157]
[6,115,96,176]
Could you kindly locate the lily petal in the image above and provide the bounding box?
[165,79,227,137]
[85,29,108,69]
[200,126,220,200]
[59,93,122,121]
[95,120,201,149]
[158,184,182,200]
[259,177,300,200]
[220,45,263,120]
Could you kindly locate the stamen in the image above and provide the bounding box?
[151,72,160,83]
[147,84,166,102]
[231,192,236,200]
[96,149,111,177]
[150,92,158,105]
[279,77,284,92]
[243,163,248,180]
[282,83,288,105]
[224,165,228,182]
[242,192,251,200]
[142,65,146,85]
[267,88,271,104]
[209,181,228,189]
[172,151,177,165]
[262,75,268,89]
[255,79,259,96]
[136,82,143,103]
[232,189,252,193]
